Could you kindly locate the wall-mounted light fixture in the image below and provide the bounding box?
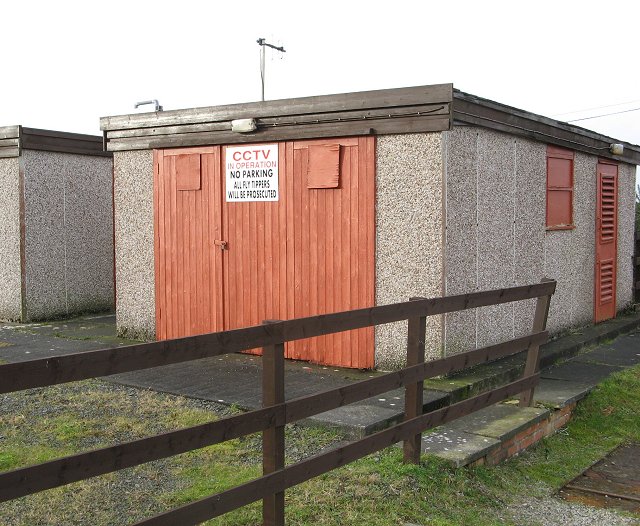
[231,118,258,133]
[609,143,624,155]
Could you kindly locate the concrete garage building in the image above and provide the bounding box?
[0,126,114,322]
[101,84,640,370]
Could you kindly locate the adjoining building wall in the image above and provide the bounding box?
[21,150,114,320]
[113,150,156,340]
[0,157,22,320]
[375,133,445,369]
[444,127,636,353]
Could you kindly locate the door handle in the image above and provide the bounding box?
[214,240,228,250]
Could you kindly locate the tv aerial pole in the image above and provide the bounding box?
[257,37,286,102]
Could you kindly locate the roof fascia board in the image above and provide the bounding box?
[453,90,640,165]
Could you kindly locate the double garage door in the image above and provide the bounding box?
[153,137,375,368]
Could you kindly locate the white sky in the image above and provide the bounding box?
[2,0,639,154]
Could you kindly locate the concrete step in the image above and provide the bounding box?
[310,313,640,438]
[416,403,549,467]
[309,388,450,438]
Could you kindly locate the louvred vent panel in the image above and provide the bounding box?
[600,175,616,242]
[599,259,614,304]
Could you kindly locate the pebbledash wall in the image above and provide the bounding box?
[375,129,635,368]
[102,85,640,370]
[0,127,114,322]
[442,128,635,355]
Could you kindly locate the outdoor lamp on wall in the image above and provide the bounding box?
[231,118,258,133]
[609,143,624,155]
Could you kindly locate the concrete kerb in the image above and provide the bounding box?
[424,310,640,408]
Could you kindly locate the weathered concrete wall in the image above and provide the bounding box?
[442,128,478,353]
[21,150,114,320]
[444,127,636,352]
[375,133,444,369]
[0,157,22,320]
[444,129,545,353]
[113,150,155,340]
[543,153,595,333]
[617,162,636,311]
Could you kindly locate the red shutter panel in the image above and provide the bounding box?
[307,144,341,188]
[599,174,616,242]
[546,146,574,229]
[594,161,618,323]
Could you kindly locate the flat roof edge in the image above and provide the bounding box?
[100,84,454,151]
[0,125,21,158]
[453,90,640,165]
[100,84,455,131]
[0,126,111,158]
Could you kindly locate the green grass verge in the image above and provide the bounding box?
[1,367,639,525]
[191,365,640,525]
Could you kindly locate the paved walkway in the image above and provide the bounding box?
[1,312,640,458]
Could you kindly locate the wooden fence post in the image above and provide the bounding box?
[262,320,285,526]
[403,298,427,464]
[519,280,553,407]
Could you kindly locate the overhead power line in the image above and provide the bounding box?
[553,98,640,117]
[566,106,640,123]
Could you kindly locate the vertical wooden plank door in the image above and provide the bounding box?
[286,137,375,368]
[594,160,618,323]
[154,147,224,340]
[221,144,286,352]
[155,138,375,369]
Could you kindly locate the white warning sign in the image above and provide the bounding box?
[225,144,279,202]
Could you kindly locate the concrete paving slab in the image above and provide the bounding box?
[573,339,640,368]
[541,361,624,385]
[446,403,549,441]
[309,388,449,437]
[0,314,134,363]
[534,378,593,408]
[0,324,111,362]
[111,353,354,409]
[310,405,403,438]
[113,354,450,436]
[539,313,640,369]
[418,428,500,467]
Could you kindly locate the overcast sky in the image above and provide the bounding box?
[2,0,639,153]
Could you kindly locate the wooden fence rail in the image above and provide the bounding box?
[0,282,554,394]
[0,279,555,525]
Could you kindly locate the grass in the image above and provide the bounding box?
[1,367,639,525]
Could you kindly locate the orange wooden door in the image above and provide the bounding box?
[286,137,375,368]
[154,147,224,340]
[221,137,375,368]
[221,143,287,345]
[594,160,618,323]
[155,138,375,368]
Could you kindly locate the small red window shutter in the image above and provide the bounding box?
[307,144,340,189]
[546,146,574,228]
[175,154,202,191]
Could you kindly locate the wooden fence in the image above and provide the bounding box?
[0,279,555,525]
